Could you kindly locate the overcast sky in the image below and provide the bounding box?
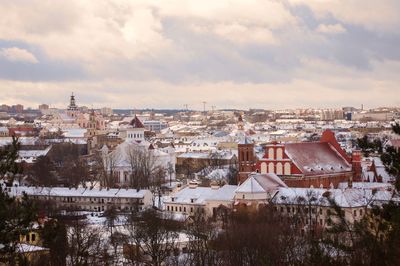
[0,0,399,110]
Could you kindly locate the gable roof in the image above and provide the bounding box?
[285,142,351,176]
[130,115,144,128]
[236,173,287,193]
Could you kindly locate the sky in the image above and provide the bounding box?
[0,0,399,110]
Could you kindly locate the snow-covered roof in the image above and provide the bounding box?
[62,128,87,138]
[16,243,49,253]
[236,173,287,194]
[284,142,352,176]
[272,187,397,208]
[9,186,150,199]
[164,185,237,205]
[338,182,394,190]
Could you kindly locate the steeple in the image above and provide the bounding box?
[68,92,78,111]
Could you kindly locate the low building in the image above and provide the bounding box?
[234,173,287,211]
[164,183,237,217]
[271,187,397,230]
[5,184,153,212]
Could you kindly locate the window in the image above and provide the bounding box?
[26,235,30,242]
[268,162,274,174]
[184,207,186,212]
[276,162,283,175]
[242,194,245,199]
[284,163,291,175]
[190,207,193,213]
[31,234,36,242]
[276,148,283,159]
[354,210,357,217]
[179,207,182,212]
[268,148,274,159]
[261,162,267,174]
[360,209,363,216]
[167,206,170,211]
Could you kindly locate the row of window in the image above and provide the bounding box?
[166,205,205,214]
[33,195,143,204]
[275,205,364,218]
[24,233,36,243]
[260,162,291,175]
[128,133,144,139]
[268,147,284,160]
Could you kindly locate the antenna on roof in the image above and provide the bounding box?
[202,101,207,114]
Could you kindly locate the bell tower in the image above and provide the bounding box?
[238,136,255,184]
[67,92,79,118]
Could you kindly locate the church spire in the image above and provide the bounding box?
[68,92,78,111]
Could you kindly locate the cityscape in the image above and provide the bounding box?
[1,1,400,266]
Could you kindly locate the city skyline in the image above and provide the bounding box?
[1,1,400,109]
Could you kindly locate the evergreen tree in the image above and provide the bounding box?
[0,137,37,263]
[0,136,22,182]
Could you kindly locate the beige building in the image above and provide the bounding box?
[164,182,237,218]
[7,184,153,212]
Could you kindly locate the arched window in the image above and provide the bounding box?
[276,162,283,175]
[276,148,283,159]
[268,162,274,173]
[284,162,291,175]
[268,148,274,159]
[261,162,267,174]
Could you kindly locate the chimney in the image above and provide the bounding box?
[210,181,220,190]
[352,150,362,182]
[188,180,198,189]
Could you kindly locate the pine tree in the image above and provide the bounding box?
[0,137,37,264]
[0,136,22,182]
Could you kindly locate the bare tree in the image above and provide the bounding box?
[124,209,181,266]
[100,149,120,188]
[66,220,108,265]
[186,210,220,266]
[126,145,158,190]
[167,162,175,187]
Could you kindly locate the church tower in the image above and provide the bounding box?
[126,115,145,142]
[67,92,79,118]
[237,136,255,184]
[86,109,98,153]
[237,114,244,131]
[87,109,97,137]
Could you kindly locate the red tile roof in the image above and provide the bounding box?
[130,115,144,128]
[285,142,351,176]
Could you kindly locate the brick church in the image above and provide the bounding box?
[238,130,362,188]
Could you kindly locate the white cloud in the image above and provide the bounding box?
[289,0,400,32]
[316,23,346,34]
[0,47,38,64]
[1,56,399,109]
[213,24,278,45]
[0,0,398,109]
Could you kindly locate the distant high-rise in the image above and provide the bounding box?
[39,104,49,111]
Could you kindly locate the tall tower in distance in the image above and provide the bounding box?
[238,114,244,131]
[67,92,79,118]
